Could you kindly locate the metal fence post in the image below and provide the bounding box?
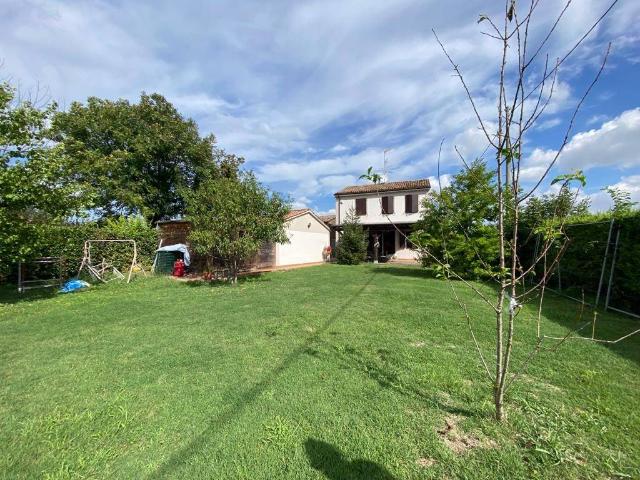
[604,227,621,311]
[595,218,614,308]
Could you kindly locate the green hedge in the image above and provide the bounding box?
[19,217,158,281]
[520,212,640,315]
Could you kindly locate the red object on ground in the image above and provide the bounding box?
[172,258,185,277]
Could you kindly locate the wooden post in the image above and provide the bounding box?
[17,261,23,294]
[127,241,137,283]
[373,234,380,264]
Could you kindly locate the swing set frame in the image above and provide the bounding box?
[77,239,146,284]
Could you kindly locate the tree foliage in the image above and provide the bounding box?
[184,172,290,283]
[412,160,499,279]
[51,93,240,223]
[603,186,637,218]
[521,184,590,231]
[0,81,86,276]
[335,209,367,265]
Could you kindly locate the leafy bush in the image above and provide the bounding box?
[336,209,367,265]
[411,160,499,279]
[184,171,289,283]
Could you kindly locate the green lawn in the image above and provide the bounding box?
[1,264,638,479]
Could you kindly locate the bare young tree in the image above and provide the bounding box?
[428,0,640,421]
[359,0,640,422]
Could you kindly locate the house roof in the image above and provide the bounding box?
[334,178,431,196]
[284,208,312,220]
[284,208,331,232]
[318,214,336,226]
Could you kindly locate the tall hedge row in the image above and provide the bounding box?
[519,212,640,315]
[15,217,158,282]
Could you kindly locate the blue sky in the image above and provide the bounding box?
[2,0,639,214]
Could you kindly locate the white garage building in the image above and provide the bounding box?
[156,208,331,272]
[276,209,331,266]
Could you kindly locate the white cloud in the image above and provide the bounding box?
[587,113,609,125]
[536,117,563,131]
[427,174,453,192]
[585,175,640,212]
[1,0,637,209]
[523,108,640,180]
[330,144,349,153]
[317,208,336,216]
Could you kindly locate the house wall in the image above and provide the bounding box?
[276,212,330,266]
[286,213,330,234]
[156,221,210,271]
[335,189,428,225]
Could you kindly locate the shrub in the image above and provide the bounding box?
[336,209,367,265]
[411,160,499,279]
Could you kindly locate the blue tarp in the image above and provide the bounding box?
[59,279,91,293]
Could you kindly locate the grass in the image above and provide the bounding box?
[0,264,638,479]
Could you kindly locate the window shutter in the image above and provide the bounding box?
[356,198,367,215]
[382,196,394,214]
[405,194,418,213]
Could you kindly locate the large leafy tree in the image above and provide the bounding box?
[184,172,290,283]
[412,159,499,279]
[521,185,590,229]
[51,93,236,223]
[0,82,85,276]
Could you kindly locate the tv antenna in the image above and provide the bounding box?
[383,149,391,181]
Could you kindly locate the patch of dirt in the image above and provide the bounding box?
[416,457,436,468]
[410,341,426,348]
[437,415,497,455]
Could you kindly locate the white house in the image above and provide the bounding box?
[276,208,330,266]
[334,179,431,262]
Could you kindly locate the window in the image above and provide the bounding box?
[381,196,394,214]
[355,198,367,216]
[405,194,418,213]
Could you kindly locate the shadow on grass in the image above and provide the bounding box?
[147,272,378,479]
[179,272,272,288]
[539,291,640,366]
[305,438,396,480]
[0,285,58,305]
[309,342,479,418]
[371,265,433,280]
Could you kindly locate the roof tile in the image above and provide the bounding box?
[335,179,431,195]
[284,208,311,220]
